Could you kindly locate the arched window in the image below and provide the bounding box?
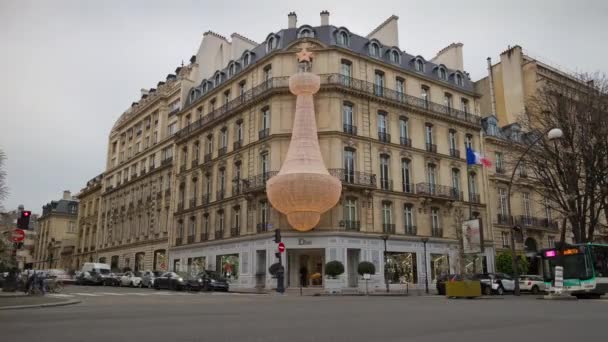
[370,43,380,57]
[202,82,208,93]
[228,63,235,77]
[297,28,314,38]
[403,204,415,234]
[243,53,250,67]
[338,31,349,46]
[390,50,400,63]
[215,73,221,86]
[266,36,277,52]
[456,73,463,86]
[415,59,424,72]
[439,67,447,80]
[343,197,358,230]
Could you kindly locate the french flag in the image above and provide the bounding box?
[466,147,492,167]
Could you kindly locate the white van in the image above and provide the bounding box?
[81,263,111,274]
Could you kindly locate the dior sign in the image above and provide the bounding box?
[298,238,312,246]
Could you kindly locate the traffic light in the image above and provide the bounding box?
[275,252,281,259]
[17,210,31,229]
[273,229,281,243]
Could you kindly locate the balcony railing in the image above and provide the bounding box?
[259,128,270,140]
[204,153,212,163]
[242,172,278,193]
[176,74,480,142]
[343,124,357,135]
[189,198,197,208]
[216,190,225,201]
[496,213,511,225]
[200,233,209,241]
[404,225,417,236]
[379,178,393,191]
[468,193,481,204]
[232,182,241,196]
[202,193,211,205]
[257,223,270,233]
[403,182,414,194]
[382,224,396,234]
[161,157,172,166]
[495,166,506,175]
[230,227,240,237]
[175,237,182,246]
[432,228,443,237]
[233,140,243,150]
[191,159,199,168]
[180,164,186,172]
[218,147,227,157]
[426,143,437,153]
[177,202,184,211]
[514,216,558,231]
[416,183,462,200]
[328,169,376,188]
[378,131,391,143]
[340,220,360,231]
[449,148,460,158]
[215,230,224,239]
[187,235,195,244]
[400,137,412,147]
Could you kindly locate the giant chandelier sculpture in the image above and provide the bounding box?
[266,47,342,232]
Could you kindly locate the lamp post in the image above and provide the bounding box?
[381,234,389,293]
[507,127,563,296]
[421,237,429,294]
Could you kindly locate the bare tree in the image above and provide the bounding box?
[519,73,608,244]
[0,149,7,211]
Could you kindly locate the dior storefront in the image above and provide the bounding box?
[169,233,496,291]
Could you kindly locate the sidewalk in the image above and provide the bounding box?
[0,290,80,310]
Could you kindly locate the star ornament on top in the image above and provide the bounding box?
[296,46,313,63]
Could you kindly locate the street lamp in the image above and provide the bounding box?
[507,127,563,296]
[421,237,429,294]
[381,234,389,293]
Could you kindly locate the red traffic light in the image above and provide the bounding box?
[23,211,31,217]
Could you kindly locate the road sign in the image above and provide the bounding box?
[12,229,25,242]
[554,266,564,294]
[278,242,285,253]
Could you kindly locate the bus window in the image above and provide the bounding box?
[591,245,608,277]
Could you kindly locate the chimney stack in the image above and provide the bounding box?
[288,12,297,29]
[320,10,330,26]
[63,190,71,200]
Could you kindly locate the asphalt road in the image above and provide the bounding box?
[1,285,606,342]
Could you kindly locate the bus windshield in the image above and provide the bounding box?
[542,253,592,281]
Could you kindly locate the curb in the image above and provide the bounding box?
[0,299,81,311]
[0,293,28,298]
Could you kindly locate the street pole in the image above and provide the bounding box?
[381,234,389,293]
[422,238,429,294]
[506,127,562,297]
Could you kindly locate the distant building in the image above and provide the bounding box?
[73,174,103,269]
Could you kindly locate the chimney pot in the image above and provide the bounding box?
[320,10,330,26]
[63,190,71,200]
[288,12,297,29]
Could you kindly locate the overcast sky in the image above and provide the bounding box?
[0,0,606,214]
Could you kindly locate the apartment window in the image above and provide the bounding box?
[448,130,457,152]
[297,28,314,38]
[112,141,117,154]
[243,53,250,67]
[427,163,437,189]
[548,236,555,248]
[140,160,146,173]
[456,74,463,86]
[259,200,268,226]
[161,147,172,161]
[461,98,470,114]
[421,86,430,106]
[523,193,532,219]
[188,217,196,237]
[111,158,116,168]
[220,129,228,149]
[261,108,270,130]
[377,112,388,137]
[218,169,226,193]
[343,103,354,134]
[519,163,528,177]
[127,147,132,159]
[431,208,440,230]
[380,154,390,190]
[495,152,504,172]
[153,131,158,144]
[498,188,508,216]
[181,147,188,166]
[465,134,473,149]
[260,152,269,174]
[340,60,352,85]
[149,154,155,168]
[234,163,241,181]
[223,90,230,106]
[415,59,424,72]
[337,31,349,46]
[396,78,405,100]
[210,99,216,113]
[205,174,212,198]
[451,168,461,194]
[169,100,180,113]
[382,202,392,225]
[206,135,213,154]
[214,73,222,86]
[502,232,510,247]
[266,36,277,52]
[444,93,453,111]
[404,204,414,229]
[374,71,384,96]
[425,124,433,145]
[370,42,380,57]
[468,172,478,198]
[263,65,272,82]
[401,159,412,193]
[144,136,150,149]
[344,197,358,222]
[193,142,200,161]
[233,207,240,229]
[228,63,235,77]
[68,221,75,233]
[399,117,409,145]
[167,122,177,136]
[344,148,355,183]
[191,178,198,203]
[439,67,447,80]
[544,197,552,221]
[390,50,400,63]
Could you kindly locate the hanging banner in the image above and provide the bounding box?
[462,219,482,254]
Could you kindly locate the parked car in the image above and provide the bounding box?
[199,270,229,292]
[519,275,546,294]
[120,271,143,287]
[141,270,163,288]
[47,269,73,284]
[103,273,122,286]
[474,273,515,295]
[153,272,188,291]
[75,268,113,286]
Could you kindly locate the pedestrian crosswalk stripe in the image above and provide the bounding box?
[98,292,126,296]
[72,293,102,297]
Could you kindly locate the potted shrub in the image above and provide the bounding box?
[324,260,345,293]
[357,261,376,295]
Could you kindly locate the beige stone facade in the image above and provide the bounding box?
[73,174,103,269]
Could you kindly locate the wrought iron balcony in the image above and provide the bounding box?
[177,202,184,211]
[379,178,393,191]
[218,147,227,157]
[242,172,278,193]
[233,140,243,150]
[216,190,225,201]
[343,124,357,135]
[416,183,462,201]
[514,216,558,231]
[189,198,197,208]
[496,213,512,225]
[230,227,240,237]
[187,235,195,244]
[495,166,506,175]
[180,164,186,172]
[259,128,270,140]
[257,223,270,233]
[191,159,199,168]
[202,193,211,205]
[432,228,443,237]
[378,131,391,143]
[215,230,224,239]
[468,193,481,204]
[204,153,212,163]
[161,157,172,166]
[403,182,414,193]
[450,148,460,158]
[400,137,412,147]
[200,233,209,241]
[175,237,182,246]
[383,224,396,234]
[404,225,417,236]
[328,169,376,188]
[426,143,437,153]
[232,182,241,196]
[340,220,360,231]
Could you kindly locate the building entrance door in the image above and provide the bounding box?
[255,250,266,288]
[286,249,325,288]
[347,249,360,287]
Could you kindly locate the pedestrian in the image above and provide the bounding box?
[300,266,308,288]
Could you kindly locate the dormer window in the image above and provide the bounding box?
[456,73,463,86]
[297,28,314,38]
[337,31,349,46]
[415,58,424,72]
[202,81,208,93]
[439,67,447,80]
[243,53,250,67]
[390,50,400,64]
[266,36,278,52]
[214,73,222,86]
[228,63,236,77]
[370,42,380,57]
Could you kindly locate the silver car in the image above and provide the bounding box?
[141,270,163,288]
[519,275,546,294]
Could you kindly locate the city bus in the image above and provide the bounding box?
[540,243,608,298]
